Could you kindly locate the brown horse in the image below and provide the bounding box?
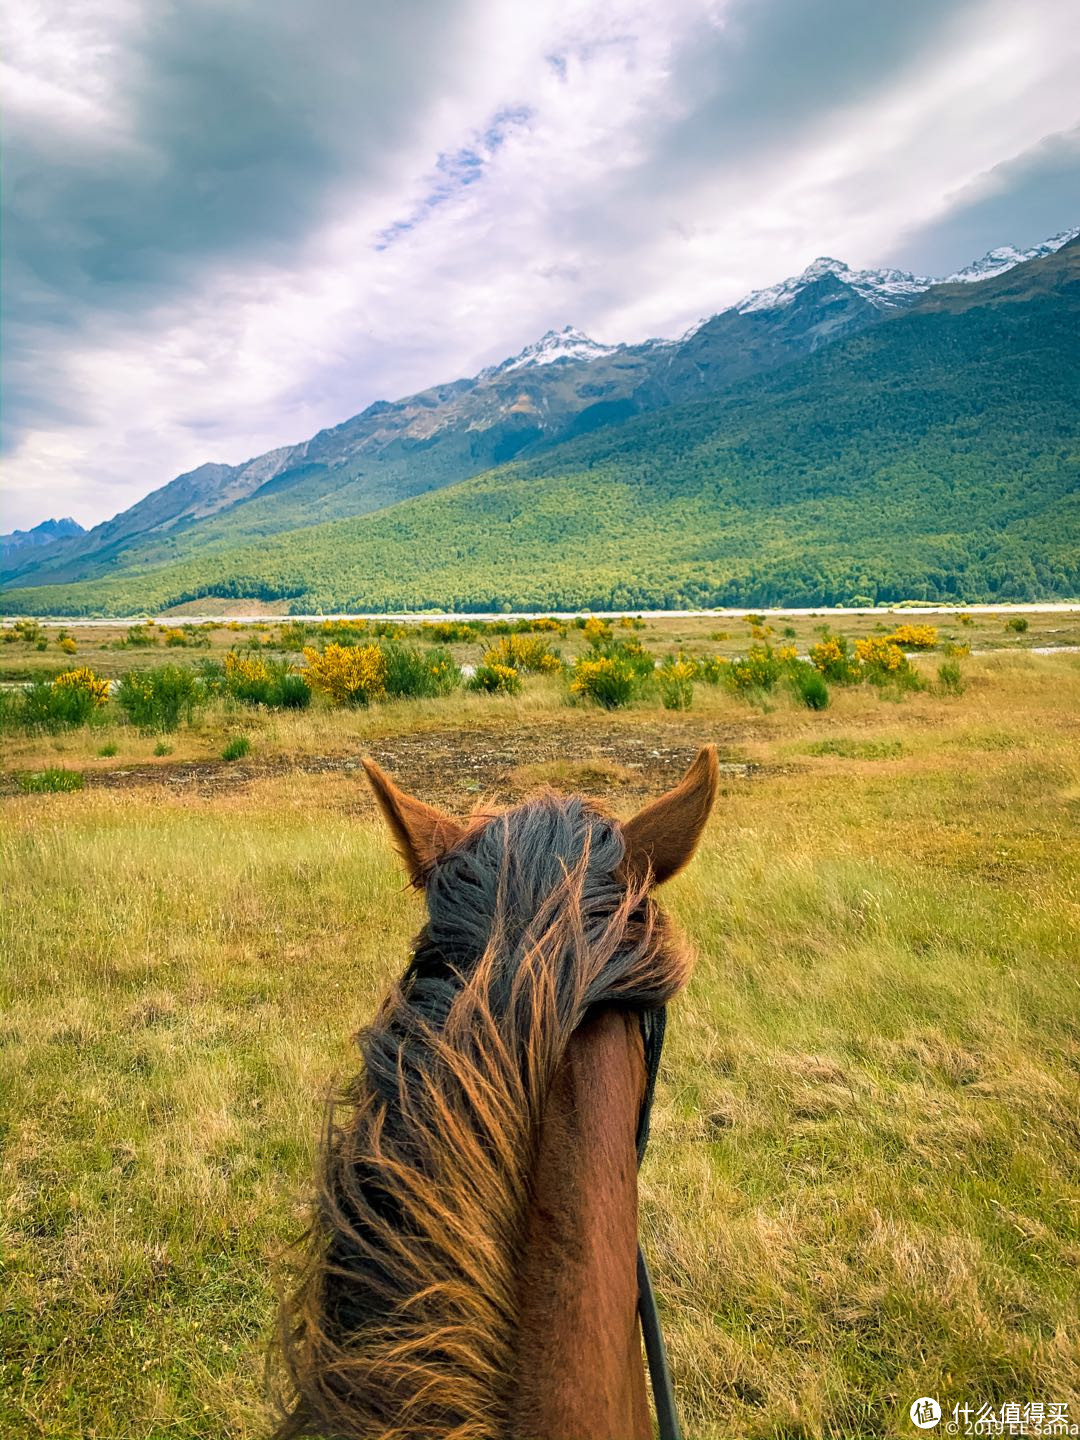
[272,746,718,1440]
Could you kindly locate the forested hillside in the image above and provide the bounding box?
[4,240,1077,614]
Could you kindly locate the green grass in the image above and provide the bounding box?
[16,767,85,794]
[800,738,906,760]
[1,655,1079,1437]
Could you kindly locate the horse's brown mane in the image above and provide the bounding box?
[271,789,692,1440]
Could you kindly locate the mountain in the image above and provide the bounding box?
[942,227,1080,284]
[0,517,85,565]
[5,235,1077,615]
[486,325,619,372]
[7,225,1076,605]
[733,256,933,313]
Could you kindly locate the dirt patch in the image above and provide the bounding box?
[7,719,758,806]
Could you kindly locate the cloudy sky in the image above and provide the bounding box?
[3,0,1078,532]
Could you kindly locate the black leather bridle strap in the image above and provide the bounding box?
[637,1244,683,1440]
[635,1008,683,1440]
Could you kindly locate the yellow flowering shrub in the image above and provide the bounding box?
[224,652,271,687]
[886,623,938,650]
[809,637,861,684]
[810,638,842,668]
[21,666,111,729]
[658,656,696,710]
[583,617,613,645]
[725,645,784,693]
[482,634,561,673]
[698,656,730,685]
[569,655,637,708]
[855,637,907,672]
[53,668,111,706]
[302,643,387,706]
[776,644,798,663]
[466,662,522,695]
[58,637,77,654]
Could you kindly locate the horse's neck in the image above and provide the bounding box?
[513,1008,652,1440]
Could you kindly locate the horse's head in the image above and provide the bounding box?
[274,749,718,1440]
[362,744,718,896]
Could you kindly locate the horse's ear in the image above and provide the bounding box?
[361,758,465,885]
[620,745,718,886]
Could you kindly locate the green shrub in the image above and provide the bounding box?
[938,660,966,696]
[18,768,84,793]
[221,735,251,761]
[116,666,202,732]
[0,691,23,733]
[787,661,830,710]
[277,621,308,651]
[381,643,461,699]
[97,742,119,757]
[213,653,311,708]
[1006,616,1029,634]
[153,740,173,757]
[276,673,313,708]
[119,624,159,648]
[585,637,656,682]
[466,663,522,695]
[21,669,111,731]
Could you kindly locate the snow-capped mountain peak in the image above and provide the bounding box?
[495,325,617,374]
[729,226,1078,322]
[942,226,1080,284]
[734,257,932,315]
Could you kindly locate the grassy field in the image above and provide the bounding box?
[2,627,1079,1438]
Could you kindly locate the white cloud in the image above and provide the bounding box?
[2,0,1077,531]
